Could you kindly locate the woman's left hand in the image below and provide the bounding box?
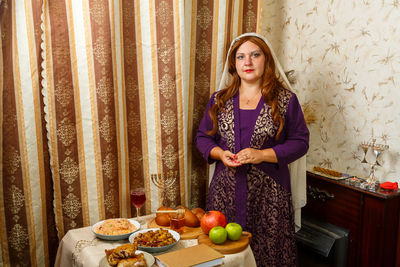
[236,148,263,164]
[237,147,278,164]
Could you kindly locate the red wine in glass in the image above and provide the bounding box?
[130,188,146,221]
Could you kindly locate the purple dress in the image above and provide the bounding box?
[196,88,309,266]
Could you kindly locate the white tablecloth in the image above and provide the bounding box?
[54,214,257,267]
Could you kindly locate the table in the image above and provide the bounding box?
[55,214,257,267]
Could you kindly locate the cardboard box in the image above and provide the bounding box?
[155,244,224,267]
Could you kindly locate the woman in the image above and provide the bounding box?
[196,33,309,266]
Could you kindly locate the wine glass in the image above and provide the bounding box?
[373,144,388,166]
[130,188,146,223]
[360,142,369,163]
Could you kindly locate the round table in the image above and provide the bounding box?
[54,214,257,267]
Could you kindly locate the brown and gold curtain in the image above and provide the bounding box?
[0,0,260,266]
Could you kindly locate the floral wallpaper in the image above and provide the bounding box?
[260,0,400,183]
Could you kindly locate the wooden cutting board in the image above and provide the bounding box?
[147,218,203,240]
[197,231,252,254]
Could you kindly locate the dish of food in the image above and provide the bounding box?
[92,218,140,241]
[311,166,350,180]
[99,249,154,267]
[129,228,180,253]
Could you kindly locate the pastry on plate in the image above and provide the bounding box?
[116,254,146,267]
[105,243,146,266]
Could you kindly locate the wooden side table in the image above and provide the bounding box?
[303,171,400,267]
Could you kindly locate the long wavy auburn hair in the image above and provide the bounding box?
[206,36,286,140]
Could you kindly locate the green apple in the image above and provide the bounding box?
[209,226,227,244]
[225,222,242,241]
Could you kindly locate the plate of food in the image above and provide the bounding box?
[100,243,154,267]
[92,218,140,241]
[129,228,180,253]
[311,166,350,180]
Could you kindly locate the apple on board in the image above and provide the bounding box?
[200,210,227,235]
[225,222,243,241]
[209,226,228,244]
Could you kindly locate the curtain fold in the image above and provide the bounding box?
[0,0,58,266]
[0,0,260,265]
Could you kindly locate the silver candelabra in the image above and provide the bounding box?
[151,170,177,207]
[359,138,389,184]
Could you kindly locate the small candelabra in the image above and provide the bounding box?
[359,138,389,185]
[151,170,177,207]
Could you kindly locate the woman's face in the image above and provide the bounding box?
[235,41,265,85]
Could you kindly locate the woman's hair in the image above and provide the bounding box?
[206,35,285,139]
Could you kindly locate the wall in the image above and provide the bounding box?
[260,0,400,183]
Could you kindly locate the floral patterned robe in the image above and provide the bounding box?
[196,88,309,266]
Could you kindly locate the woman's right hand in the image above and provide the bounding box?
[210,147,242,168]
[220,150,242,167]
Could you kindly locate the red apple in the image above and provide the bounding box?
[200,210,227,235]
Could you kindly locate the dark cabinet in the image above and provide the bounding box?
[303,172,400,267]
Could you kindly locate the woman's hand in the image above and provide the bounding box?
[210,147,242,167]
[237,148,278,164]
[220,150,242,167]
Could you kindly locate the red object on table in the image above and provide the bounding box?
[380,182,398,190]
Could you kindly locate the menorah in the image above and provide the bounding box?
[151,170,177,207]
[359,138,389,185]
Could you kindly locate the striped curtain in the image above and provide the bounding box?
[0,0,260,266]
[0,0,57,266]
